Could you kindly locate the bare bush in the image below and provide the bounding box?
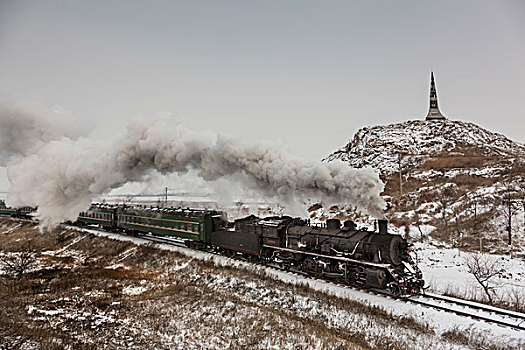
[465,253,503,304]
[0,249,37,280]
[507,287,525,313]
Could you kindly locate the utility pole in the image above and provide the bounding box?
[502,197,521,258]
[479,236,482,253]
[473,200,477,232]
[398,153,403,196]
[165,187,168,207]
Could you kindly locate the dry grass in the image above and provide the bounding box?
[0,217,520,349]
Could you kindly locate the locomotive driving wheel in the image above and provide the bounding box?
[321,264,332,274]
[387,282,401,296]
[302,257,317,273]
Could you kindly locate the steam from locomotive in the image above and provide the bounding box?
[0,102,88,166]
[2,104,386,225]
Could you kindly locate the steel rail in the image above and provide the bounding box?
[408,295,525,331]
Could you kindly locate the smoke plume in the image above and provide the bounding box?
[5,116,386,225]
[0,102,88,166]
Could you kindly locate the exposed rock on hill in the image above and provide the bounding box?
[324,120,525,175]
[322,119,525,256]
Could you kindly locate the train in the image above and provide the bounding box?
[0,200,35,218]
[76,203,424,296]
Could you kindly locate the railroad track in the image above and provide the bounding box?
[409,292,525,331]
[70,224,525,332]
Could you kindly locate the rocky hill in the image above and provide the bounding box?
[324,120,525,175]
[321,119,525,256]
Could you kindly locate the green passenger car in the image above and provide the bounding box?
[77,205,117,228]
[0,200,17,216]
[0,200,36,217]
[116,207,225,244]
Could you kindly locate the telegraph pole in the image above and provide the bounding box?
[398,153,403,196]
[165,187,168,207]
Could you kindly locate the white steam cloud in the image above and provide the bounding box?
[4,110,385,226]
[0,102,88,166]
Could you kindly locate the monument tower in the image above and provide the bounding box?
[425,72,446,121]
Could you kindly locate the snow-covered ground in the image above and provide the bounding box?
[76,225,525,348]
[414,241,525,303]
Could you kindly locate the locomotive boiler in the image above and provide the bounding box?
[214,215,424,296]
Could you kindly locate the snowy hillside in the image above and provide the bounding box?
[324,120,525,175]
[1,218,524,349]
[321,119,525,257]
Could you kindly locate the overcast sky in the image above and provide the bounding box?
[1,1,524,191]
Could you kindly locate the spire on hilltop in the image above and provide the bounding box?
[425,72,446,121]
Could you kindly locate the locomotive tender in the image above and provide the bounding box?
[77,203,424,296]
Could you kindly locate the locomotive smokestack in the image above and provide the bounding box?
[343,220,356,230]
[378,219,388,235]
[326,218,341,230]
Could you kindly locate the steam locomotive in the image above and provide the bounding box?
[77,203,424,296]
